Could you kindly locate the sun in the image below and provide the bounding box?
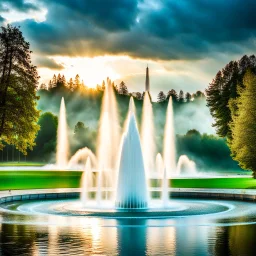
[52,56,121,88]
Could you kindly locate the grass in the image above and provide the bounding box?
[170,177,256,189]
[0,162,45,167]
[0,170,255,190]
[0,171,82,190]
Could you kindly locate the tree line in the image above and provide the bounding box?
[39,73,205,103]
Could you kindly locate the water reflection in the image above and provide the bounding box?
[0,219,255,256]
[0,199,256,255]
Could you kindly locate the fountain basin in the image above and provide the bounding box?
[0,189,255,220]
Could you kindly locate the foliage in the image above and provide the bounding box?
[185,92,192,102]
[176,130,240,170]
[206,55,256,139]
[229,71,256,177]
[118,81,129,95]
[157,91,166,102]
[0,24,40,154]
[178,90,184,102]
[28,112,57,161]
[167,89,178,102]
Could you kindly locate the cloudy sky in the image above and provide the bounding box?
[1,0,256,98]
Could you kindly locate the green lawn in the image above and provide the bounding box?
[170,177,256,189]
[0,171,255,190]
[0,162,45,167]
[0,171,82,190]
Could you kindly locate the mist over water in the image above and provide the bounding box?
[175,99,215,135]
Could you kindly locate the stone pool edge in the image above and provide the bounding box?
[0,188,255,204]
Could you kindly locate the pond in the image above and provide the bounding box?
[0,198,255,256]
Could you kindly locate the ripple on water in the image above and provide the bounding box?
[0,198,255,226]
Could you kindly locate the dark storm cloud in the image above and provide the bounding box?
[0,15,5,24]
[42,0,139,31]
[34,56,64,70]
[143,0,256,43]
[0,0,39,12]
[14,0,256,60]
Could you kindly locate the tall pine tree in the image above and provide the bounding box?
[0,25,40,153]
[119,81,128,95]
[157,91,166,102]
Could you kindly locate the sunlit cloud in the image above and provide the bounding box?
[40,56,123,88]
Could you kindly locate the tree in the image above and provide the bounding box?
[74,74,80,90]
[0,24,40,154]
[176,129,239,170]
[119,81,128,95]
[167,89,178,102]
[185,92,192,102]
[74,121,87,134]
[178,90,184,103]
[193,91,205,99]
[102,80,106,91]
[96,84,102,91]
[28,112,58,161]
[52,74,57,87]
[67,78,74,91]
[157,91,166,102]
[135,92,142,100]
[61,75,66,87]
[206,55,256,139]
[39,83,47,90]
[229,70,256,177]
[81,79,87,91]
[48,80,53,89]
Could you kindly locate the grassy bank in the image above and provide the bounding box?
[0,171,82,190]
[0,171,255,190]
[170,178,256,189]
[0,162,45,167]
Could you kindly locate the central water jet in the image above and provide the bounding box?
[115,98,148,209]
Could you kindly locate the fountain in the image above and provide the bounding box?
[141,91,156,174]
[68,147,97,169]
[56,97,69,169]
[96,78,120,203]
[97,78,120,171]
[1,84,255,256]
[81,157,93,206]
[162,167,169,207]
[115,100,148,209]
[156,153,164,175]
[163,97,176,176]
[55,84,199,209]
[176,155,197,176]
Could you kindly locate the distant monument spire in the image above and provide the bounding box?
[145,65,150,92]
